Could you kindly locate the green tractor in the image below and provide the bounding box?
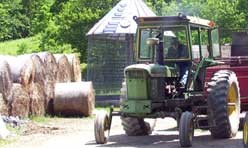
[94,13,240,147]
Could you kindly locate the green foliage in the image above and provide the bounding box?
[237,0,248,25]
[50,0,69,14]
[21,0,55,35]
[0,0,30,41]
[29,115,53,123]
[39,0,119,62]
[80,63,87,79]
[0,137,16,147]
[1,0,248,60]
[39,20,75,54]
[146,0,246,44]
[0,36,40,55]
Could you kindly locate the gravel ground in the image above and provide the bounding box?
[2,116,242,148]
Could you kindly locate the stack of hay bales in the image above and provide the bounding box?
[0,52,95,118]
[53,54,94,116]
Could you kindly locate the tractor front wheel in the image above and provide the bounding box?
[120,81,152,136]
[207,70,240,138]
[121,117,152,136]
[179,111,194,147]
[94,110,110,144]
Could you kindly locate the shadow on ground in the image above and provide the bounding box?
[86,132,242,148]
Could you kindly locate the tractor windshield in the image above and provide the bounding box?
[138,26,190,61]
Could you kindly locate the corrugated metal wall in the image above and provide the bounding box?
[87,34,134,96]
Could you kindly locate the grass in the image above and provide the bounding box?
[0,35,40,55]
[29,115,54,124]
[0,125,20,147]
[0,138,15,147]
[96,90,121,96]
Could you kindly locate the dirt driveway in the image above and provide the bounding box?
[3,116,242,148]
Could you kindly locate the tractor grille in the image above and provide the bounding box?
[150,78,165,100]
[126,70,146,79]
[126,70,148,100]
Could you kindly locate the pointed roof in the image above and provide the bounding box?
[87,0,156,36]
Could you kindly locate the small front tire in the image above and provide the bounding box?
[94,110,110,144]
[179,111,194,147]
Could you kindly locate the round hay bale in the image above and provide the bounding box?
[37,52,58,82]
[2,55,35,87]
[29,83,45,116]
[54,82,95,116]
[0,93,8,116]
[0,59,13,101]
[65,54,81,82]
[37,52,57,113]
[18,54,45,87]
[54,54,71,83]
[8,84,29,118]
[44,81,55,114]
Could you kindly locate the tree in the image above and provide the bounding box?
[146,0,246,43]
[50,0,69,14]
[237,0,248,28]
[0,0,29,41]
[21,0,54,35]
[40,0,119,62]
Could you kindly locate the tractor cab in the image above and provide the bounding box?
[124,13,221,93]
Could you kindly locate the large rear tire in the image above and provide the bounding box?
[120,82,152,136]
[207,70,240,138]
[244,113,248,148]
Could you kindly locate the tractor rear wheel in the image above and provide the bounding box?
[120,82,152,136]
[243,113,248,148]
[207,70,240,138]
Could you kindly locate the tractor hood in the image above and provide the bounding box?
[124,64,179,77]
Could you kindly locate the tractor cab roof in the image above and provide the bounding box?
[135,13,215,29]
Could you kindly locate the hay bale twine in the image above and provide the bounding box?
[8,84,29,118]
[54,82,95,116]
[65,54,81,82]
[29,83,45,116]
[54,54,71,83]
[0,59,13,101]
[0,93,8,116]
[2,55,35,87]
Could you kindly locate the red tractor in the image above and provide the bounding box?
[224,32,248,148]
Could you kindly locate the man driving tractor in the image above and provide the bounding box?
[168,37,190,86]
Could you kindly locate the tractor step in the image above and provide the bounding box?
[195,115,213,129]
[228,103,236,106]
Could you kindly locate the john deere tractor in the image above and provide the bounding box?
[94,13,240,147]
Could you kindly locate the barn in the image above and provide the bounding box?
[86,0,155,104]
